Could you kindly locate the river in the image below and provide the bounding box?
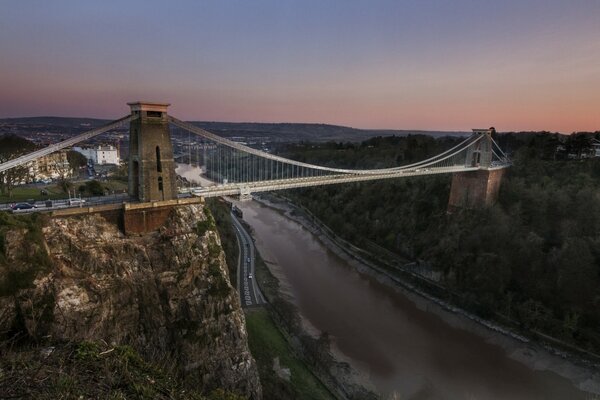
[234,198,594,400]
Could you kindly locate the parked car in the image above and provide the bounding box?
[67,198,86,206]
[11,203,36,211]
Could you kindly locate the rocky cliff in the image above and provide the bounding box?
[0,205,261,398]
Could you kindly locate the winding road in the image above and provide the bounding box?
[231,212,265,307]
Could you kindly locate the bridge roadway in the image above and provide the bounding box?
[0,192,131,213]
[181,164,503,198]
[2,164,503,215]
[231,211,265,307]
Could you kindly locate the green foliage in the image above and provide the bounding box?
[207,237,221,259]
[0,135,38,198]
[75,341,101,361]
[0,212,51,297]
[59,178,73,194]
[66,150,87,169]
[246,309,334,400]
[206,198,239,287]
[78,179,105,196]
[202,205,230,299]
[196,206,217,237]
[207,260,230,298]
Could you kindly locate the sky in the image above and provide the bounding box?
[0,0,598,132]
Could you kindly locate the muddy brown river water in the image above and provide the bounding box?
[235,199,593,400]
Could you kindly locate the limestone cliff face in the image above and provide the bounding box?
[0,205,261,399]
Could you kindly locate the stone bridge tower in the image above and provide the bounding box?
[128,102,178,202]
[447,128,505,211]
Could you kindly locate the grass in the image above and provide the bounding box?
[0,184,67,203]
[101,179,128,192]
[245,308,334,400]
[0,340,245,400]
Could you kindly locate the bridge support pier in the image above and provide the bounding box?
[447,169,505,211]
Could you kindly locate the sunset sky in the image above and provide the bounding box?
[0,0,598,132]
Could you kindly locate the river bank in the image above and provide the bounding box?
[249,194,600,397]
[240,218,379,400]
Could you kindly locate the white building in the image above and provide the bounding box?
[592,139,600,157]
[73,145,120,165]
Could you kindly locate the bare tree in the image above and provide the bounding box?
[50,154,74,194]
[0,135,37,198]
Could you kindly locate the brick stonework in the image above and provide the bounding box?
[50,197,204,235]
[123,207,174,235]
[128,102,178,202]
[447,169,505,211]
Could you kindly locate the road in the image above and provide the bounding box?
[0,192,131,213]
[231,212,265,307]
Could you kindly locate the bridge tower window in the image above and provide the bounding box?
[156,146,162,172]
[158,176,163,192]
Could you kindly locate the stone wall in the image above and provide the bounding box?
[448,169,505,211]
[128,106,178,202]
[122,206,173,235]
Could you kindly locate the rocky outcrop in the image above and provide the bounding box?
[0,205,261,399]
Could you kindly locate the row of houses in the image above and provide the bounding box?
[27,151,72,182]
[17,144,121,183]
[556,139,600,159]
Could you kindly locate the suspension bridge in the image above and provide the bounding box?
[0,102,510,210]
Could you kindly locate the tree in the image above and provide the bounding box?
[67,150,87,170]
[48,153,75,194]
[0,135,37,198]
[84,180,105,196]
[556,238,598,311]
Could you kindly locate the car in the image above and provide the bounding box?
[248,274,253,279]
[247,257,251,263]
[67,198,86,206]
[11,203,36,211]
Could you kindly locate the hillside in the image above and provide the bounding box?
[0,205,261,398]
[0,116,470,143]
